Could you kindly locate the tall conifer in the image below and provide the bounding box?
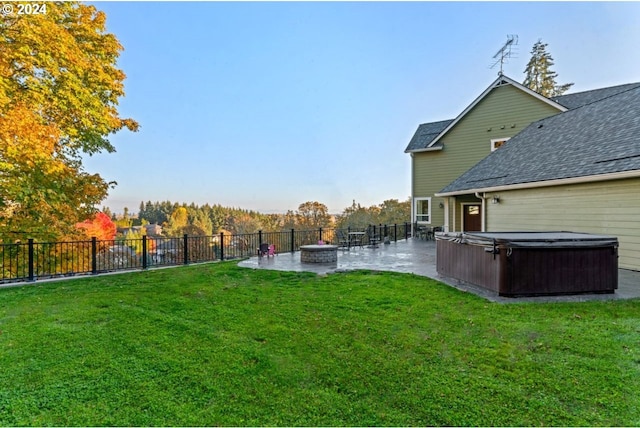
[523,40,574,97]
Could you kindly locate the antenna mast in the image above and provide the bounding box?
[490,34,518,75]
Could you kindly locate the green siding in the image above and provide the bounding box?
[485,178,640,271]
[412,83,561,227]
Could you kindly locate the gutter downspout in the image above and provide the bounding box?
[474,192,486,232]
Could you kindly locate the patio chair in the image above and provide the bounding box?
[425,227,434,241]
[267,244,276,257]
[258,243,269,257]
[335,229,350,249]
[367,226,381,248]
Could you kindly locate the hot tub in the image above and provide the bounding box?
[436,232,618,297]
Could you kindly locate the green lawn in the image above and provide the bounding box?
[1,262,639,426]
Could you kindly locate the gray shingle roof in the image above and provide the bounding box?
[439,84,640,194]
[552,82,640,109]
[404,119,453,152]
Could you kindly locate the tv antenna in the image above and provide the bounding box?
[490,35,518,75]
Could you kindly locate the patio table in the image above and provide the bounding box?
[348,232,366,248]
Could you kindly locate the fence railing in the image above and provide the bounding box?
[0,223,413,284]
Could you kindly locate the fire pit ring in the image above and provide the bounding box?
[300,244,338,263]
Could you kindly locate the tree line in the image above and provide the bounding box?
[103,199,412,239]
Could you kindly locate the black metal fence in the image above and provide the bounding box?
[0,223,412,284]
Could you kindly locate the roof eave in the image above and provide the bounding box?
[435,169,640,197]
[405,144,444,154]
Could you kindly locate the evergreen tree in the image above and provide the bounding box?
[523,40,573,97]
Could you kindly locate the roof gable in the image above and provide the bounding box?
[405,75,567,153]
[438,85,640,195]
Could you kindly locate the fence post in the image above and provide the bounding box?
[405,222,409,240]
[91,237,97,274]
[142,236,147,269]
[319,227,323,243]
[183,234,189,265]
[394,224,397,242]
[220,232,224,260]
[28,238,35,282]
[290,229,295,253]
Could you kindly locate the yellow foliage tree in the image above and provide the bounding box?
[0,2,138,241]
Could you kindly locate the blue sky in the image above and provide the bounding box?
[83,1,640,215]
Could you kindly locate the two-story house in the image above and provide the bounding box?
[405,74,567,232]
[436,82,640,271]
[406,74,640,235]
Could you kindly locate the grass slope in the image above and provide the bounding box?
[0,262,639,426]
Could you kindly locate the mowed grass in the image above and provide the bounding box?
[1,262,639,426]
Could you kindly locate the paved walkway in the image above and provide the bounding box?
[238,238,640,303]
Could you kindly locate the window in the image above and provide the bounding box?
[414,197,431,223]
[491,137,510,152]
[467,205,480,215]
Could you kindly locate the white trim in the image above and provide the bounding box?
[490,137,510,152]
[435,169,640,197]
[443,198,450,232]
[424,75,567,149]
[405,144,444,154]
[413,197,432,224]
[451,198,456,232]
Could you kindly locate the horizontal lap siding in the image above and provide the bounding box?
[486,178,640,270]
[413,84,560,228]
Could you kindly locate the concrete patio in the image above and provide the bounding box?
[238,238,640,304]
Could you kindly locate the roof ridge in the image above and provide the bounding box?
[558,83,640,111]
[555,81,640,99]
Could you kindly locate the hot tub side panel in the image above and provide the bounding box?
[436,239,501,292]
[503,246,618,296]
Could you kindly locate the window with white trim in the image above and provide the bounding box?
[414,197,431,223]
[491,137,510,152]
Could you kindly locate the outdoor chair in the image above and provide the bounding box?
[258,243,269,257]
[425,227,434,241]
[335,230,350,249]
[267,244,276,256]
[367,226,381,248]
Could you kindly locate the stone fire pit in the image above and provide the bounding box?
[300,244,338,263]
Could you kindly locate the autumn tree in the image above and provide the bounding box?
[336,198,411,229]
[0,2,138,241]
[164,207,189,237]
[336,200,376,229]
[523,40,574,97]
[296,201,332,229]
[75,212,117,241]
[228,213,263,235]
[377,199,411,225]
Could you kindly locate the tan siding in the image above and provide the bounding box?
[412,84,561,226]
[485,178,640,270]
